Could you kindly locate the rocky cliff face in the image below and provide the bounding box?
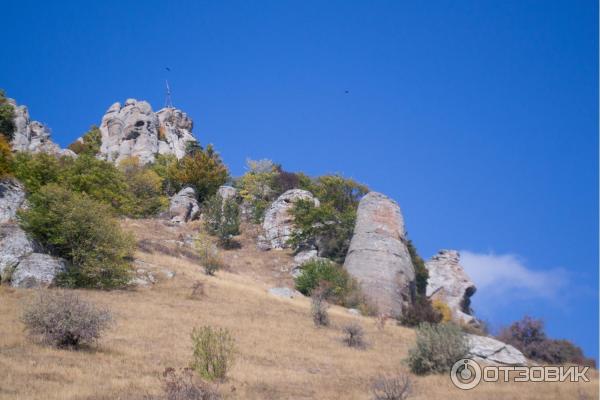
[98,99,197,164]
[343,192,415,317]
[0,178,67,287]
[9,99,73,156]
[258,189,320,250]
[426,249,478,325]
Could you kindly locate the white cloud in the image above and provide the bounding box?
[459,251,568,300]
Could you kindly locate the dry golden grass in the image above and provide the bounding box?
[0,220,597,400]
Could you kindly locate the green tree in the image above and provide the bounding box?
[12,152,65,193]
[67,126,102,156]
[203,194,240,248]
[59,154,131,212]
[289,175,369,263]
[175,144,228,202]
[0,90,16,141]
[19,184,134,288]
[119,157,167,217]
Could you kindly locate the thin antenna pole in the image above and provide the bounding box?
[165,79,173,109]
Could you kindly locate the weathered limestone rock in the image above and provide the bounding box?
[11,253,67,288]
[343,192,415,317]
[169,187,200,223]
[0,179,26,223]
[0,223,39,279]
[426,250,478,325]
[9,99,71,156]
[98,99,197,164]
[268,287,298,299]
[258,189,320,250]
[467,334,527,365]
[217,185,237,201]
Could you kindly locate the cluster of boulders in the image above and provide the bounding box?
[97,99,197,164]
[258,187,526,365]
[8,98,75,157]
[0,179,67,287]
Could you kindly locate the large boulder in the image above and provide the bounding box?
[169,187,200,223]
[217,185,238,201]
[11,253,67,288]
[258,189,320,250]
[98,99,197,164]
[343,192,415,317]
[467,334,527,365]
[426,250,478,325]
[0,223,39,279]
[9,99,72,156]
[0,179,26,223]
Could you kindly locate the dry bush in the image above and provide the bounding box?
[161,367,220,400]
[190,281,205,300]
[407,322,468,375]
[311,287,330,327]
[371,372,413,400]
[375,314,389,331]
[191,326,236,381]
[195,233,225,276]
[21,290,112,348]
[342,323,365,348]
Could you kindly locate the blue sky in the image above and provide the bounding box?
[2,1,597,359]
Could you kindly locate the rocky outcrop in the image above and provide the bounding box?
[98,99,197,164]
[258,189,320,250]
[9,99,74,156]
[0,223,39,278]
[10,253,67,288]
[268,287,299,299]
[426,250,478,325]
[467,334,527,365]
[0,178,67,287]
[343,192,415,317]
[169,187,200,223]
[0,179,26,224]
[217,185,237,201]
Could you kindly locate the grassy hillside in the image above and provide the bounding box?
[0,219,597,400]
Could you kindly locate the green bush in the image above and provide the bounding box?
[174,144,229,202]
[195,233,225,276]
[203,194,240,248]
[67,126,102,156]
[190,326,236,381]
[13,152,166,218]
[407,322,468,375]
[0,89,15,141]
[289,175,368,263]
[289,200,356,263]
[295,259,352,301]
[119,157,168,217]
[19,184,134,288]
[12,152,64,193]
[151,153,180,196]
[59,154,131,212]
[21,290,112,348]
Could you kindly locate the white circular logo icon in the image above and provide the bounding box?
[450,358,482,390]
